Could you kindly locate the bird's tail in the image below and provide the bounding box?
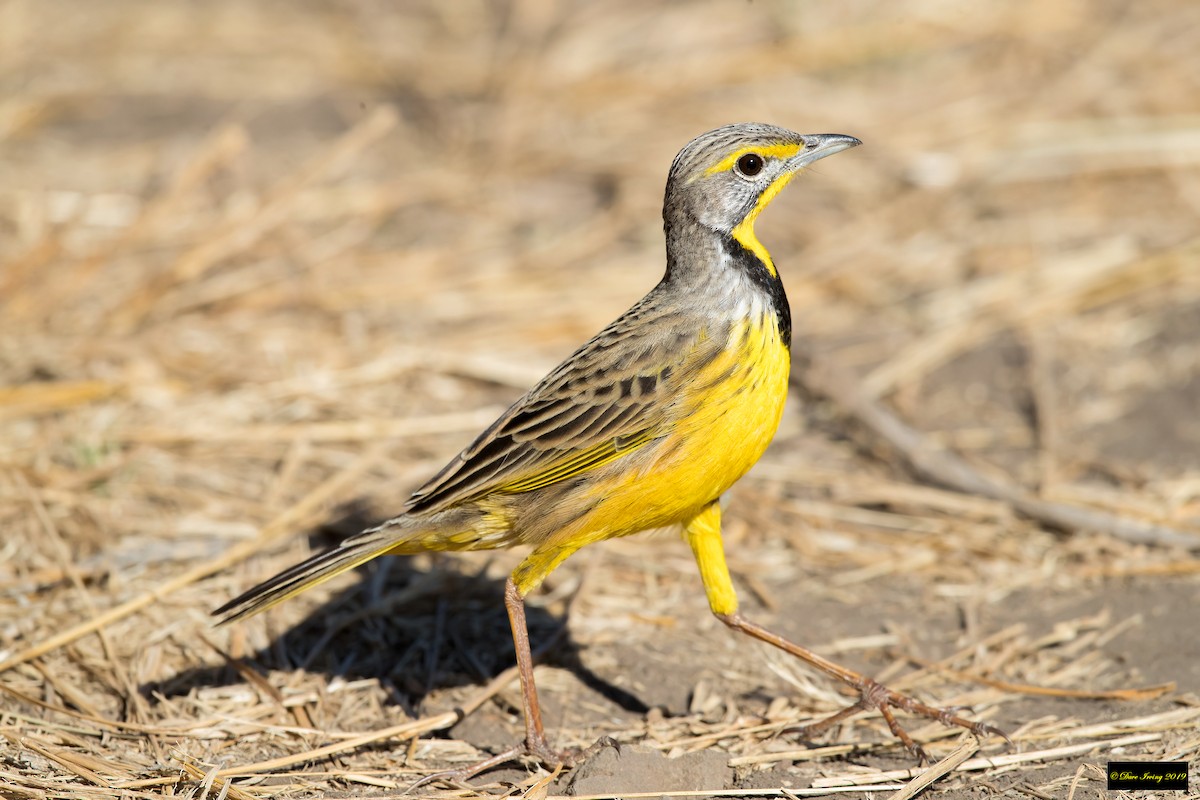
[212,518,425,624]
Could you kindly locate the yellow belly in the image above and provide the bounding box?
[569,314,790,544]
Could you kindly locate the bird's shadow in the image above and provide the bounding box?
[145,504,648,729]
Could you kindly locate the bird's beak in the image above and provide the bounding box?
[786,134,862,172]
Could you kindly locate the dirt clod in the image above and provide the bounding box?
[564,744,730,796]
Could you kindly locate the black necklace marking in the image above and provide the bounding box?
[720,234,792,349]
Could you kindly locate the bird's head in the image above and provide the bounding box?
[664,123,860,271]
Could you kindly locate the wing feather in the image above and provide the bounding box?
[404,297,720,515]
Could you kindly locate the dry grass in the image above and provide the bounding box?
[3,1,1199,798]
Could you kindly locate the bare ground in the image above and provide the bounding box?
[2,1,1199,798]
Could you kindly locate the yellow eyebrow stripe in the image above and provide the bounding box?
[704,143,802,176]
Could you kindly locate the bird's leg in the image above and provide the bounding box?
[504,575,572,766]
[407,578,566,791]
[409,566,610,792]
[502,571,620,761]
[712,612,1008,761]
[684,501,1006,762]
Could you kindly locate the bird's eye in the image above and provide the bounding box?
[736,153,764,176]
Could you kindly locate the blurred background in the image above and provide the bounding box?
[2,1,1198,797]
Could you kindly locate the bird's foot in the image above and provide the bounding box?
[715,613,1008,762]
[789,677,1010,763]
[406,734,619,792]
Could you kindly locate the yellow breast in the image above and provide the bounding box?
[667,314,791,502]
[570,313,790,543]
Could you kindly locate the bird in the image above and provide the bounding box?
[215,123,1001,779]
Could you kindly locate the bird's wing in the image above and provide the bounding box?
[405,299,718,515]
